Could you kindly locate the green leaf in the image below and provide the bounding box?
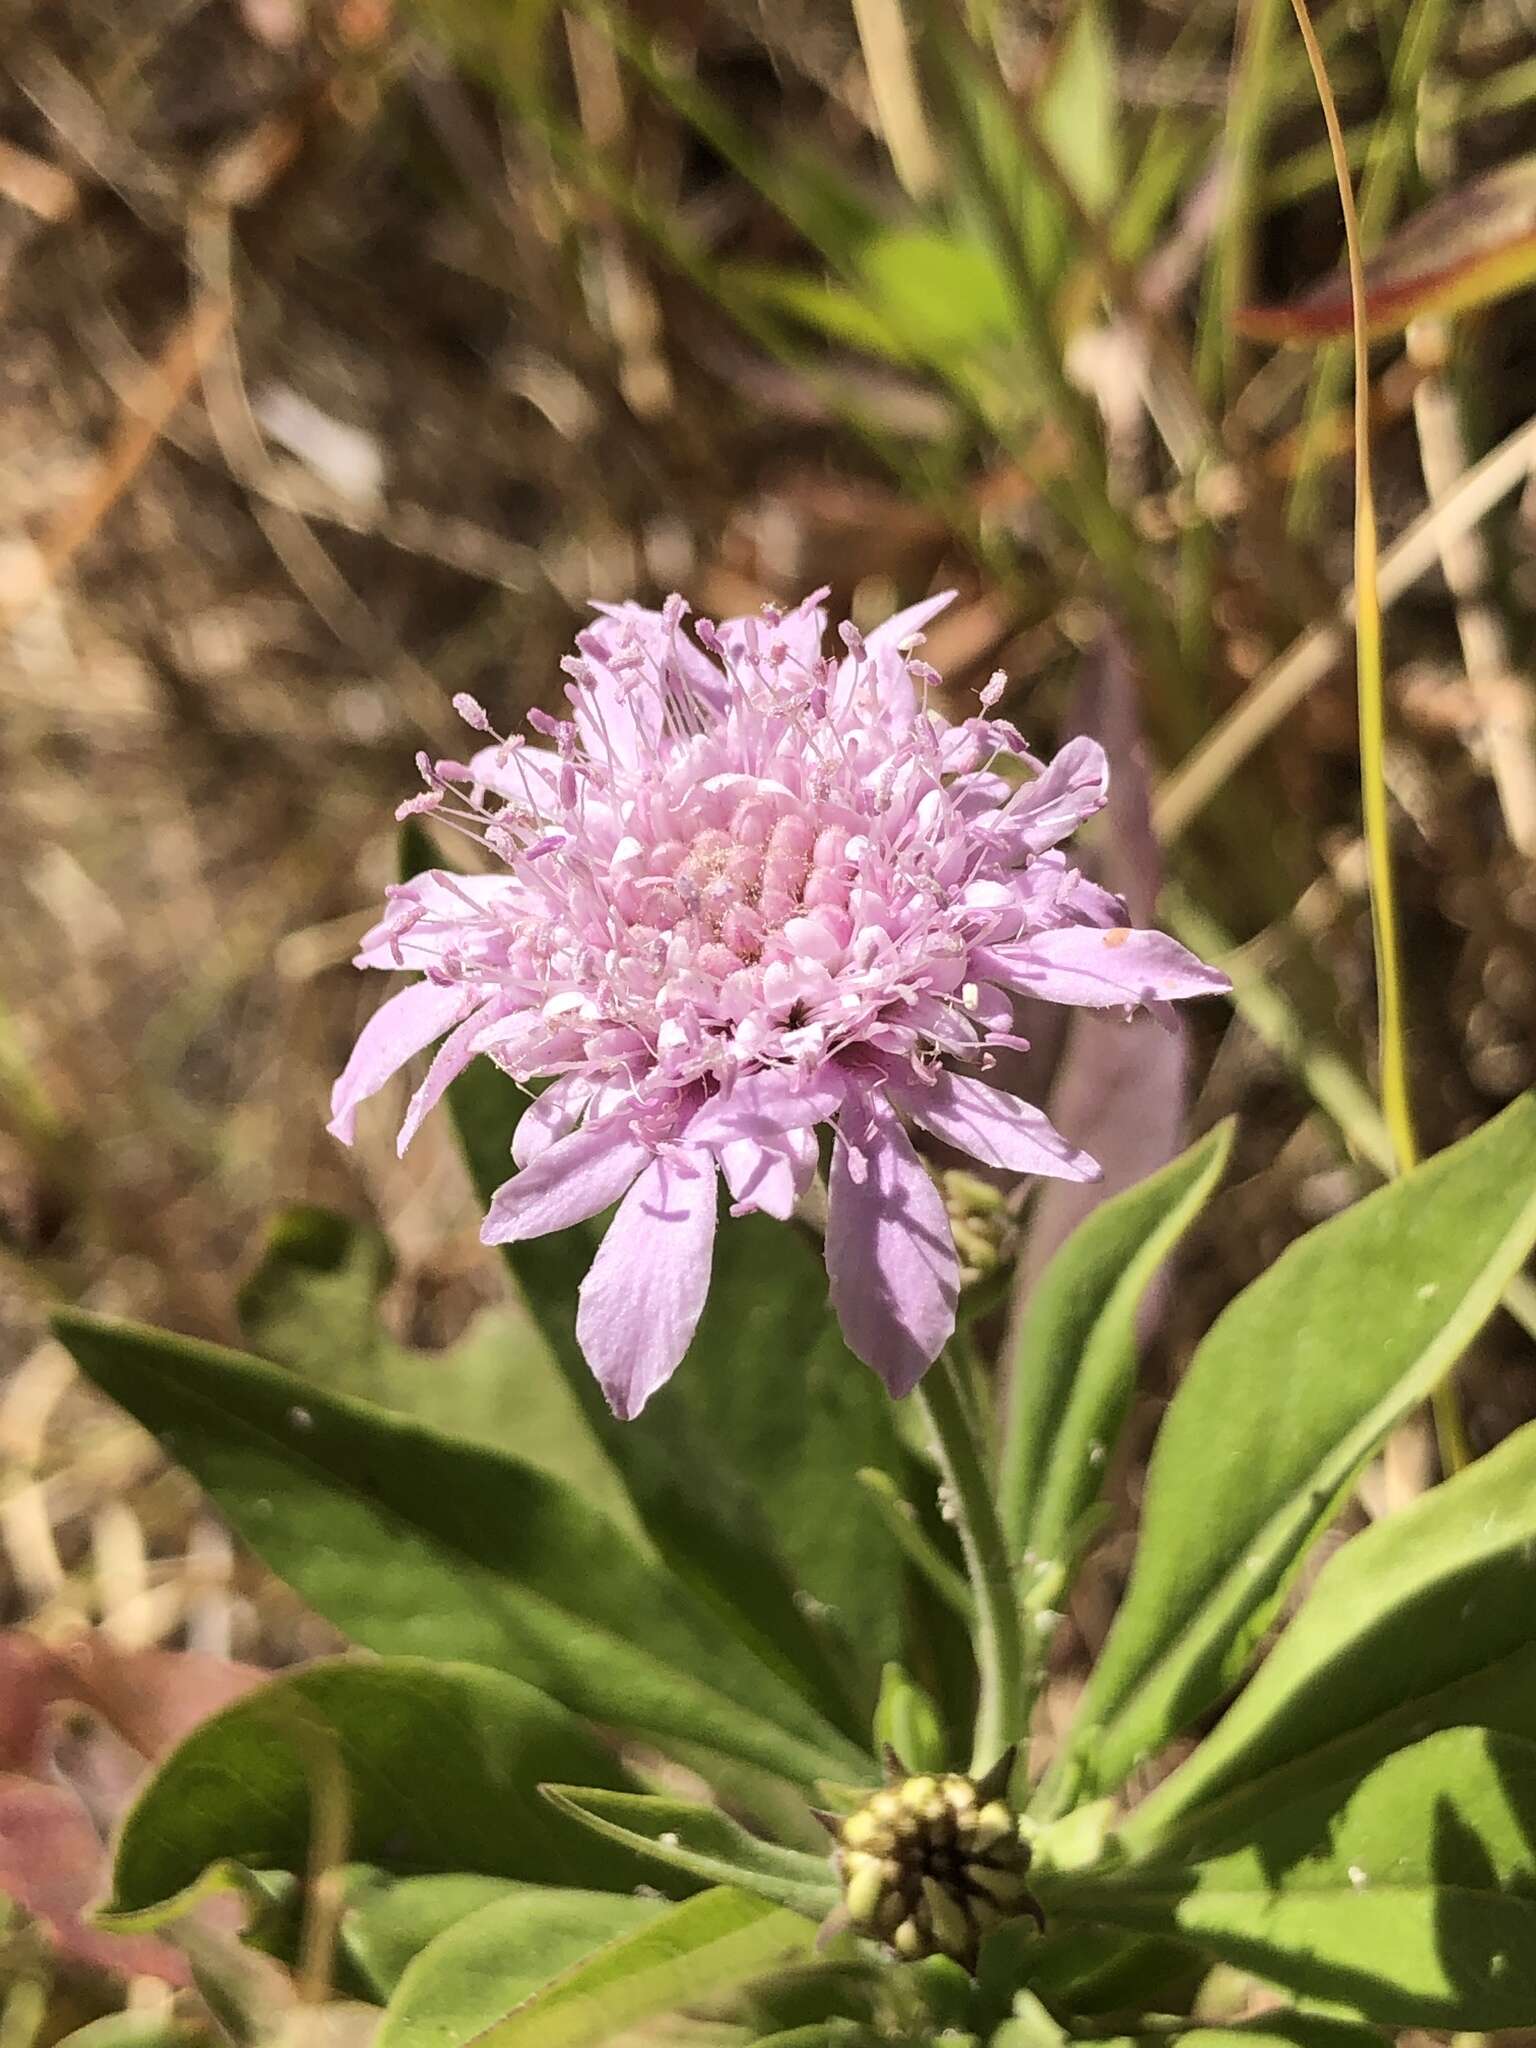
[450,1887,814,2048]
[726,265,925,367]
[665,1212,908,1677]
[735,1956,886,2039]
[540,1787,838,1919]
[1123,1418,1536,1854]
[1050,1092,1536,1802]
[1036,0,1120,221]
[376,1889,665,2048]
[54,1309,870,1789]
[1046,1728,1536,2027]
[873,1663,946,1776]
[237,1204,634,1529]
[334,1870,532,1998]
[857,231,1016,360]
[1000,1122,1235,1587]
[1009,1925,1207,2020]
[240,1863,528,1996]
[99,1658,648,1923]
[1083,2024,1384,2048]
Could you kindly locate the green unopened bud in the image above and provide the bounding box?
[828,1749,1043,1973]
[942,1170,1016,1283]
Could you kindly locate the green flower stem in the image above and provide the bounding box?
[914,1345,1025,1775]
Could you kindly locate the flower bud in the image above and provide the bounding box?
[828,1749,1042,1972]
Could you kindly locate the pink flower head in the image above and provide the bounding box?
[331,590,1229,1417]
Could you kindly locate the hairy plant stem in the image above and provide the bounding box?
[914,1343,1025,1776]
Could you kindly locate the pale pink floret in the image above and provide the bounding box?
[331,589,1229,1416]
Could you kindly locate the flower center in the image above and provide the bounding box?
[637,795,853,981]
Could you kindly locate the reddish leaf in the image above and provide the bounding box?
[55,1639,268,1762]
[1239,155,1536,343]
[0,1632,267,1986]
[1014,633,1190,1292]
[0,1775,190,1983]
[0,1634,265,1769]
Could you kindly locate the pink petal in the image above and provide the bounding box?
[863,588,957,653]
[832,594,954,726]
[396,1001,502,1154]
[1005,736,1110,854]
[589,601,728,712]
[719,587,829,677]
[894,1069,1100,1181]
[980,926,1232,1011]
[354,872,512,969]
[511,1074,593,1168]
[466,744,562,812]
[574,620,668,768]
[718,1126,818,1220]
[576,1149,719,1419]
[682,1067,844,1146]
[481,1117,649,1245]
[328,980,471,1144]
[826,1098,959,1397]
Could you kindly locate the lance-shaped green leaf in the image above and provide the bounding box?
[329,1870,531,1998]
[1044,1728,1536,2028]
[873,1663,946,1776]
[449,1886,813,2048]
[1122,1417,1536,1854]
[1239,156,1536,342]
[98,1658,650,1923]
[1080,2024,1386,2048]
[237,1204,634,1530]
[54,1310,869,1789]
[1050,1091,1536,1804]
[375,1889,665,2048]
[1000,1122,1234,1586]
[540,1787,838,1919]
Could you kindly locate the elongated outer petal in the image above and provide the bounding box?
[576,1148,718,1419]
[466,744,562,811]
[328,980,471,1144]
[863,587,957,653]
[1005,735,1110,854]
[718,1126,818,1220]
[589,601,729,712]
[511,1074,592,1168]
[396,1001,503,1154]
[354,872,515,969]
[833,589,957,725]
[894,1069,1100,1182]
[826,1096,959,1397]
[481,1117,649,1245]
[682,1067,844,1145]
[977,926,1233,1010]
[684,1067,841,1219]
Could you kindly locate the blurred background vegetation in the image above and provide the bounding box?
[4,0,1536,1869]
